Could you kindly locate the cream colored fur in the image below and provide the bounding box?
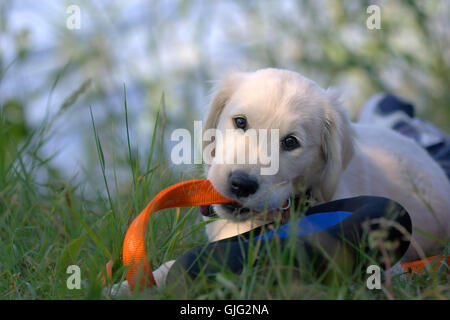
[202,68,450,262]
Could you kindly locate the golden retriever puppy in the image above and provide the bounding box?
[202,68,450,262]
[107,68,449,293]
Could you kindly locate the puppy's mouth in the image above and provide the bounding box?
[221,201,252,215]
[217,201,259,221]
[214,198,291,222]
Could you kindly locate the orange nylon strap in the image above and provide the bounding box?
[122,179,232,292]
[400,255,449,275]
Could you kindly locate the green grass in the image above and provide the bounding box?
[0,93,449,300]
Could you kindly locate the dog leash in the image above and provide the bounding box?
[105,179,449,293]
[120,179,232,291]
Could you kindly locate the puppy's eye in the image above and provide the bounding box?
[233,116,247,130]
[281,135,300,151]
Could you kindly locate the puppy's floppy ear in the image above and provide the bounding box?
[202,71,246,155]
[318,90,354,202]
[204,71,245,132]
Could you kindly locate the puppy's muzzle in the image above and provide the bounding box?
[229,170,259,198]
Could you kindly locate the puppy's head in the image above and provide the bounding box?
[203,68,354,221]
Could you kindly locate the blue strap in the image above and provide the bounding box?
[254,211,352,240]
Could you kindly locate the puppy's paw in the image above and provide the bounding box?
[103,280,131,297]
[153,260,176,288]
[103,259,176,297]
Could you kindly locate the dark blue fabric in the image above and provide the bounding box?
[253,211,352,240]
[426,140,450,180]
[377,94,415,117]
[376,94,450,181]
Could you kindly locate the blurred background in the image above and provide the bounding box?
[1,0,449,194]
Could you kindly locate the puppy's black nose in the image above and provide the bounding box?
[229,170,259,198]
